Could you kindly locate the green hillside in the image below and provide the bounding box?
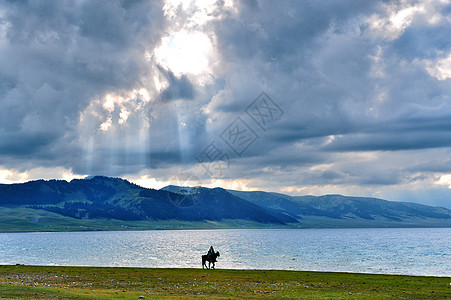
[0,176,450,232]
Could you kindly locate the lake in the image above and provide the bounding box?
[0,228,449,276]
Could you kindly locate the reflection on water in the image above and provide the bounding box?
[0,228,449,276]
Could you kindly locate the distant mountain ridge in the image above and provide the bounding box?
[0,176,450,231]
[227,190,451,223]
[0,176,294,226]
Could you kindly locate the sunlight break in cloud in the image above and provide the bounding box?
[154,0,235,84]
[154,29,213,78]
[95,89,153,132]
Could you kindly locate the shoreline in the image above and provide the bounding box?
[1,224,451,234]
[3,264,450,278]
[0,265,450,299]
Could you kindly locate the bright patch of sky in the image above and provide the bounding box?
[154,30,213,78]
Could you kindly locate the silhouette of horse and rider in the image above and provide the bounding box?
[202,246,220,269]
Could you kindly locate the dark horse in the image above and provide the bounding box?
[202,251,220,269]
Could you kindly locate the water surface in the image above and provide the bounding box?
[0,228,449,276]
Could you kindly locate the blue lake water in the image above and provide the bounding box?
[0,228,449,276]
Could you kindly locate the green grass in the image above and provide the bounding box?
[1,206,450,233]
[0,207,297,232]
[0,265,449,299]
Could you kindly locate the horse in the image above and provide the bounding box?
[202,251,220,269]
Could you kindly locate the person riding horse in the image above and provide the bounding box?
[207,246,215,260]
[202,246,220,269]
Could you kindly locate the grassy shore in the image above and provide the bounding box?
[0,265,449,299]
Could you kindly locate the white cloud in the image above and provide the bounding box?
[0,168,27,184]
[0,167,85,184]
[99,117,112,131]
[437,174,451,188]
[425,51,451,80]
[367,0,450,40]
[130,175,173,190]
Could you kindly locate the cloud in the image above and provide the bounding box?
[0,0,165,169]
[1,0,451,209]
[159,69,195,102]
[426,51,451,80]
[367,0,450,40]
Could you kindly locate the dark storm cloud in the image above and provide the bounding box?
[0,132,58,156]
[159,68,195,101]
[210,0,451,157]
[207,0,380,150]
[321,104,451,151]
[0,0,165,169]
[215,0,377,63]
[2,0,451,206]
[325,132,451,152]
[191,0,451,202]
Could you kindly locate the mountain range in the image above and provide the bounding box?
[0,176,450,232]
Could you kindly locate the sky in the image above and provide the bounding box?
[1,0,451,209]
